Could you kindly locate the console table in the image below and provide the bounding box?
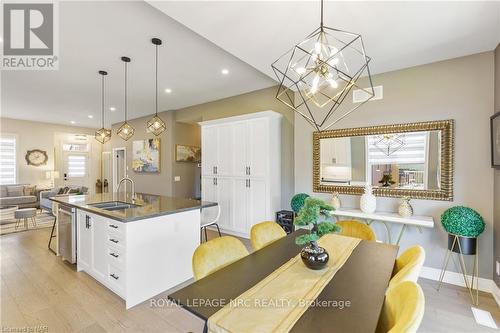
[331,208,434,245]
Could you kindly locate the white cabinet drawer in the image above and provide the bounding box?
[108,234,125,249]
[107,247,125,268]
[108,264,125,295]
[107,220,125,235]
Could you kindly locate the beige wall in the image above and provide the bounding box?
[104,111,175,196]
[494,44,500,287]
[0,118,99,190]
[175,86,295,207]
[294,52,495,278]
[104,86,294,205]
[172,122,201,199]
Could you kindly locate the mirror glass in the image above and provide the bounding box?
[319,131,441,190]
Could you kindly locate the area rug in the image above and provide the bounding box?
[0,212,55,235]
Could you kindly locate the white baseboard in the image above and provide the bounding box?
[491,281,500,307]
[420,266,495,294]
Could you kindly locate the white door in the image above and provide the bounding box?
[201,176,217,202]
[216,177,233,230]
[232,179,248,233]
[232,122,248,178]
[77,211,92,271]
[201,126,218,176]
[248,118,268,179]
[216,125,233,177]
[62,152,89,188]
[92,215,108,280]
[247,178,267,233]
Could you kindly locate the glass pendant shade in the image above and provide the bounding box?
[147,115,166,136]
[373,134,406,156]
[95,128,111,144]
[117,121,135,141]
[94,70,111,144]
[271,0,374,132]
[147,38,166,136]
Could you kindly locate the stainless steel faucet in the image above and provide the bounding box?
[117,176,136,202]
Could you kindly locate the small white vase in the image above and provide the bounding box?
[360,184,376,213]
[398,197,413,217]
[331,192,341,210]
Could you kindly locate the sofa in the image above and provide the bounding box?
[0,184,41,209]
[40,186,89,213]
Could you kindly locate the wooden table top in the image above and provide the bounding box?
[169,230,398,333]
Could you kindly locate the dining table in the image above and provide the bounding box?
[169,229,399,333]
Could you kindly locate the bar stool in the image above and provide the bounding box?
[200,205,221,243]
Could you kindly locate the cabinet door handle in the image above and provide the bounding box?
[248,166,251,175]
[110,238,119,244]
[248,179,251,188]
[215,166,218,174]
[215,178,218,186]
[109,224,118,229]
[110,253,119,258]
[110,273,119,280]
[213,178,216,185]
[213,166,215,174]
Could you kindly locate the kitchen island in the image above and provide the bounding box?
[51,192,216,309]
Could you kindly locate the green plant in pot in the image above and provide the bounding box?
[441,206,484,255]
[294,197,341,270]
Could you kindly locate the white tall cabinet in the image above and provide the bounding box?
[200,111,282,238]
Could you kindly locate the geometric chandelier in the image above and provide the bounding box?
[117,56,135,141]
[146,38,167,136]
[94,70,112,144]
[271,0,375,131]
[372,134,406,156]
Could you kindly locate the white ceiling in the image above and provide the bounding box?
[148,0,500,79]
[2,1,499,128]
[0,1,275,128]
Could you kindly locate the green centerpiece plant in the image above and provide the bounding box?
[294,197,341,270]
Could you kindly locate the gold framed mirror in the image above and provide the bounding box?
[313,120,454,201]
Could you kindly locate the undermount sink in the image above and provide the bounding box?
[89,201,139,211]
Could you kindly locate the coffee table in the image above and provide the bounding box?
[0,205,18,222]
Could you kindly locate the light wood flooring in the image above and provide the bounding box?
[1,227,499,332]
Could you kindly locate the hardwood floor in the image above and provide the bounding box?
[1,227,499,332]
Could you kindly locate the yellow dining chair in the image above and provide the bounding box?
[336,220,376,241]
[377,281,425,333]
[192,236,249,280]
[250,221,287,251]
[389,245,425,289]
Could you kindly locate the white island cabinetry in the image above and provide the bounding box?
[76,208,200,309]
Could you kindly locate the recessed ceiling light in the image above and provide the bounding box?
[221,68,229,75]
[109,107,116,111]
[164,88,172,93]
[70,121,76,124]
[88,115,94,119]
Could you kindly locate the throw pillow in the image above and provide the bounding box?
[62,187,70,194]
[23,185,37,196]
[6,185,24,197]
[68,188,79,194]
[57,187,65,195]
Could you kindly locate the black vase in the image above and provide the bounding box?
[300,241,329,270]
[447,233,477,255]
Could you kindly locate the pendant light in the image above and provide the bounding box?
[117,56,135,141]
[271,0,375,131]
[94,70,112,144]
[373,134,406,156]
[146,38,166,136]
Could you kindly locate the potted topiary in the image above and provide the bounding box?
[294,197,341,270]
[441,206,485,255]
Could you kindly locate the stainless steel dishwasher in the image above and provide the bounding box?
[57,204,77,264]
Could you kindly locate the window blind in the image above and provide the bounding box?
[67,155,86,178]
[367,132,427,165]
[0,135,17,185]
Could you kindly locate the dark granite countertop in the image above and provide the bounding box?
[50,192,217,222]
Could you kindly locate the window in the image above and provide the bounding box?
[66,154,87,178]
[0,135,17,185]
